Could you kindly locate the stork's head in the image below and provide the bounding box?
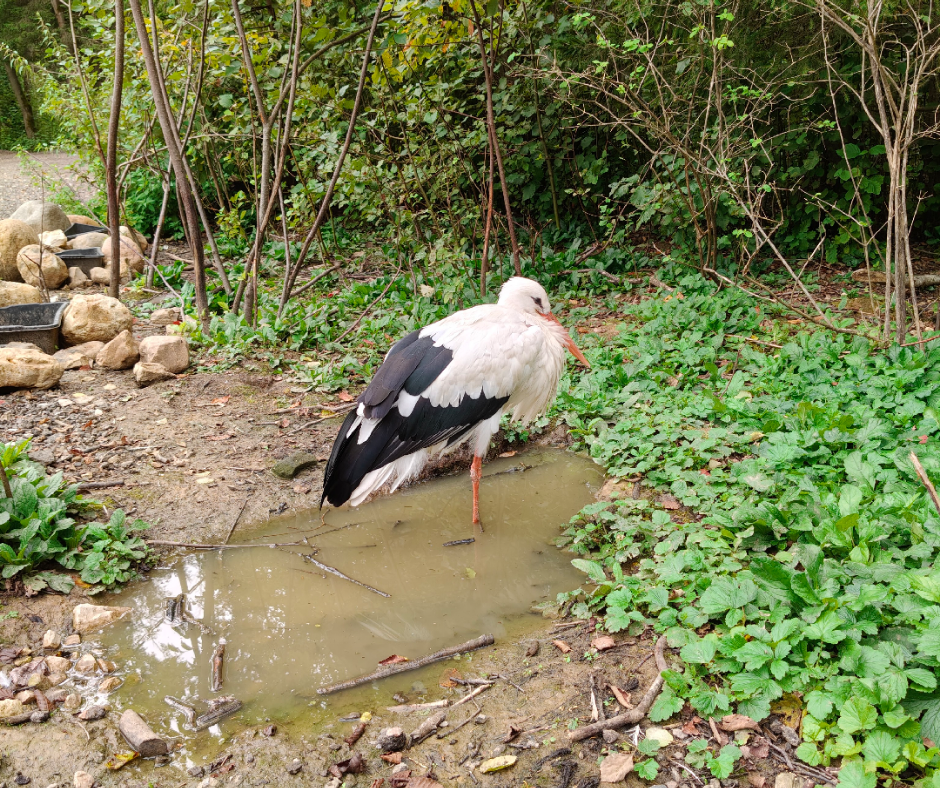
[497,277,590,367]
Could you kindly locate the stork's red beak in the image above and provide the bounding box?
[544,312,590,368]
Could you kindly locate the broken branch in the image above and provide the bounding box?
[568,636,668,741]
[318,635,496,695]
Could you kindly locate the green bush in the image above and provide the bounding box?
[0,440,150,593]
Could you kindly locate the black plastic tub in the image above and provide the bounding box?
[57,248,105,276]
[0,302,69,354]
[64,222,107,239]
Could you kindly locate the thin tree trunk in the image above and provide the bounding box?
[66,0,105,166]
[469,0,520,275]
[50,0,72,53]
[280,0,384,308]
[107,0,125,299]
[127,0,209,319]
[480,135,495,294]
[3,62,36,139]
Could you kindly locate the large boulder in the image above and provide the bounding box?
[102,235,144,273]
[0,346,63,390]
[138,335,188,373]
[53,341,104,370]
[68,231,107,250]
[0,219,38,282]
[10,201,71,234]
[66,214,100,226]
[0,281,42,307]
[120,225,149,254]
[16,245,69,289]
[61,294,133,344]
[95,329,139,370]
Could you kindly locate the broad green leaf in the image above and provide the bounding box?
[862,730,900,766]
[699,577,757,615]
[835,759,876,788]
[571,559,606,584]
[839,697,878,735]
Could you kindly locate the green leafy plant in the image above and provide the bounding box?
[558,272,940,785]
[0,440,151,592]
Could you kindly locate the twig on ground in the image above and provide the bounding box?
[387,700,449,713]
[910,451,940,517]
[568,636,668,741]
[300,552,390,598]
[451,683,491,708]
[318,635,496,695]
[224,497,250,544]
[146,539,305,549]
[76,479,124,491]
[438,703,483,738]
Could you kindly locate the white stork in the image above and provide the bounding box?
[321,277,590,524]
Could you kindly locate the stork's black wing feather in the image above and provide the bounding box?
[359,331,454,420]
[321,392,508,508]
[322,327,511,507]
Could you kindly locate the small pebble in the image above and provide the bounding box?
[287,758,303,775]
[187,766,205,778]
[14,774,30,786]
[602,729,620,744]
[29,710,49,723]
[73,770,95,788]
[263,723,277,736]
[78,705,106,721]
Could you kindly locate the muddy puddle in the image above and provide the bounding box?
[97,449,601,758]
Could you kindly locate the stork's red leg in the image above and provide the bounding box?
[471,454,483,525]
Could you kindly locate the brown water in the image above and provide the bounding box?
[98,449,601,746]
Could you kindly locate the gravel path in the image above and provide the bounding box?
[0,150,98,219]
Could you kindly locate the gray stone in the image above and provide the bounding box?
[73,771,95,788]
[10,201,71,234]
[39,229,68,250]
[287,759,303,775]
[272,452,322,479]
[377,726,407,752]
[77,704,106,721]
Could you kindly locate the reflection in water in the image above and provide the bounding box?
[100,449,601,740]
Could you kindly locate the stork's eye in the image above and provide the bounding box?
[532,296,545,310]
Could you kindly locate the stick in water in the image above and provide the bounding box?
[210,639,226,692]
[301,552,390,598]
[317,634,495,695]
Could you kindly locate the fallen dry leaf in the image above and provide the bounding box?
[591,635,616,651]
[770,693,803,730]
[608,684,633,709]
[211,396,230,405]
[345,722,368,746]
[682,716,703,735]
[380,753,402,765]
[329,752,365,778]
[389,769,411,788]
[409,778,443,788]
[498,451,517,458]
[741,741,769,760]
[552,640,572,654]
[747,772,766,788]
[371,780,386,788]
[279,419,290,428]
[204,433,235,441]
[720,714,761,732]
[379,654,410,666]
[337,391,354,402]
[599,752,634,783]
[660,494,681,510]
[440,668,461,688]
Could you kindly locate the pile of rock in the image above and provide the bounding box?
[0,200,149,295]
[0,293,191,390]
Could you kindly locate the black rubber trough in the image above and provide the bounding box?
[56,247,105,276]
[0,302,69,355]
[64,222,107,239]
